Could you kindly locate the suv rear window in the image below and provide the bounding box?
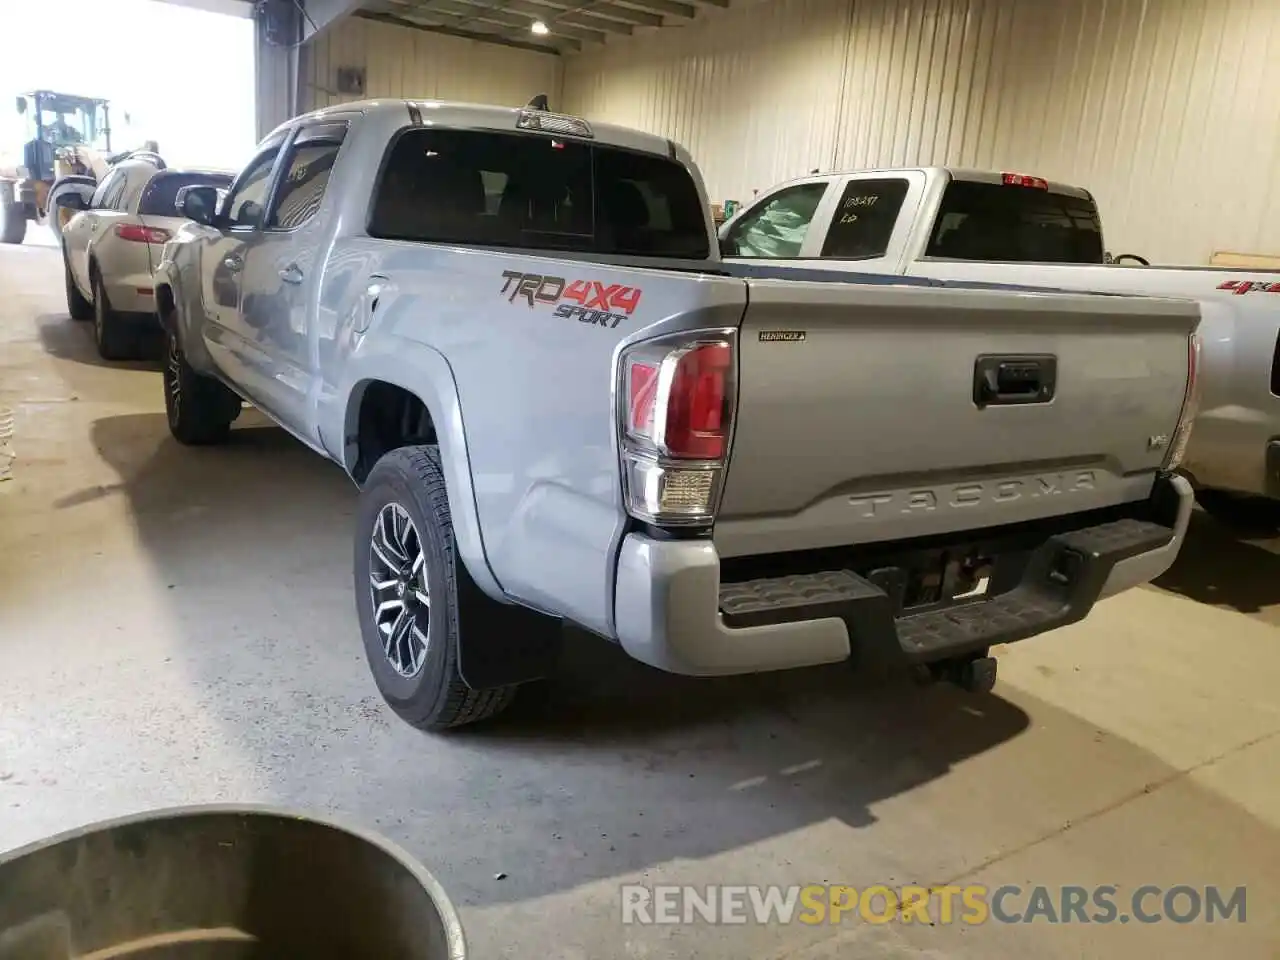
[139,172,232,217]
[368,128,709,259]
[925,180,1104,264]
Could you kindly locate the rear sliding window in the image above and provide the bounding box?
[139,173,232,217]
[925,180,1104,264]
[368,128,710,259]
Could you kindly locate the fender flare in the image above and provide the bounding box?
[154,260,220,375]
[337,339,504,603]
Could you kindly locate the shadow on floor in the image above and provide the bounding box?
[36,312,163,371]
[84,410,1031,907]
[1153,510,1280,620]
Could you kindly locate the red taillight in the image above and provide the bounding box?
[114,223,172,244]
[665,343,731,459]
[619,333,737,526]
[1002,173,1049,190]
[625,342,732,460]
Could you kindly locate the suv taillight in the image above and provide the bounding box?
[1164,332,1201,471]
[114,223,172,244]
[618,331,737,527]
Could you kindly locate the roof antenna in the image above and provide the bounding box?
[527,93,550,111]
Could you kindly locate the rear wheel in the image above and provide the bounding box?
[92,271,140,360]
[0,197,25,245]
[163,328,241,445]
[64,254,92,320]
[354,445,521,730]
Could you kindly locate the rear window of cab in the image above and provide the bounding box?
[368,127,710,259]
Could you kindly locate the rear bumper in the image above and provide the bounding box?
[103,273,158,316]
[613,473,1193,677]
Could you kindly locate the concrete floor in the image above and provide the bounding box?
[2,233,1279,958]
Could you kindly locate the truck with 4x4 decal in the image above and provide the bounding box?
[153,100,1199,730]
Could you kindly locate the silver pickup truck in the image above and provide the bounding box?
[154,100,1199,730]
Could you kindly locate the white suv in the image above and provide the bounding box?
[60,159,231,359]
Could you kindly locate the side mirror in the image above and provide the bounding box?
[176,185,219,226]
[55,193,87,211]
[15,96,27,115]
[718,235,735,258]
[238,199,264,228]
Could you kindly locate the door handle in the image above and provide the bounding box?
[278,263,304,285]
[973,354,1057,407]
[223,254,243,272]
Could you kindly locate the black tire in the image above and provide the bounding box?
[64,254,92,320]
[92,270,140,361]
[1196,489,1280,531]
[0,199,25,245]
[354,445,519,730]
[163,327,241,445]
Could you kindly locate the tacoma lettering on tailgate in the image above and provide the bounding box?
[849,471,1097,519]
[499,270,642,329]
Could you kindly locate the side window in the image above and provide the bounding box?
[723,183,828,258]
[223,144,283,229]
[267,123,347,230]
[115,171,147,213]
[104,176,129,212]
[89,170,124,210]
[820,178,910,259]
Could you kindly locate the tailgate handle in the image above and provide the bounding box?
[974,355,1057,407]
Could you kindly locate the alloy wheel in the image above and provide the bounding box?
[93,282,104,342]
[369,502,431,678]
[165,333,182,421]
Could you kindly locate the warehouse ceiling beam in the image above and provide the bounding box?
[374,0,589,48]
[359,8,576,51]
[440,0,638,32]
[609,0,697,19]
[522,0,663,27]
[301,0,367,40]
[397,0,602,45]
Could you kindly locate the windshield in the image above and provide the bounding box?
[26,93,110,151]
[925,180,1105,264]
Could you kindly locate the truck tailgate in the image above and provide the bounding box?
[714,280,1198,558]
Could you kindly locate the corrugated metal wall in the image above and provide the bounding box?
[300,17,562,114]
[563,0,1280,265]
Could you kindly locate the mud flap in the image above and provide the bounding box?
[454,563,563,690]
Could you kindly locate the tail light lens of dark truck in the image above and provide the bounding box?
[617,331,738,527]
[1164,332,1202,471]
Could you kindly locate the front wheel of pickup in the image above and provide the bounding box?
[354,445,519,731]
[163,328,241,445]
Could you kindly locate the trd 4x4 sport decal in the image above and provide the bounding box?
[499,270,642,330]
[1217,279,1280,296]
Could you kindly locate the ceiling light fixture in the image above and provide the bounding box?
[531,20,550,35]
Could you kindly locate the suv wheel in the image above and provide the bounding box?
[354,445,519,730]
[64,254,92,320]
[93,271,137,360]
[163,328,241,445]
